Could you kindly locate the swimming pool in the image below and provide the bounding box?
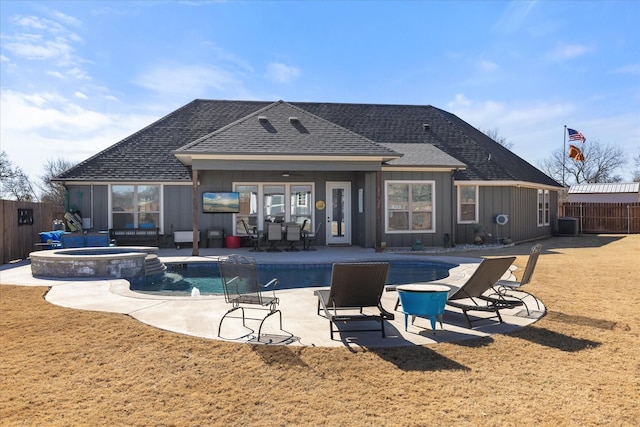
[129,260,456,295]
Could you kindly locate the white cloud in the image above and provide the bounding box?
[74,91,88,99]
[266,62,301,84]
[449,93,472,108]
[446,93,575,166]
[13,15,64,32]
[50,10,83,27]
[613,63,640,75]
[478,60,499,72]
[134,63,252,99]
[447,94,574,134]
[203,42,254,73]
[46,70,65,79]
[4,13,84,69]
[3,33,74,62]
[494,0,538,33]
[67,67,91,80]
[2,90,109,134]
[0,89,155,181]
[446,93,639,181]
[546,42,592,61]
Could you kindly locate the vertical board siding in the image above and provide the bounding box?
[455,186,556,245]
[164,185,196,232]
[91,185,109,231]
[364,172,377,249]
[561,202,640,233]
[1,200,65,264]
[380,170,453,249]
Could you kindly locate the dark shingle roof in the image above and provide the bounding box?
[56,99,561,187]
[381,143,465,168]
[58,100,271,181]
[295,102,560,185]
[176,101,399,159]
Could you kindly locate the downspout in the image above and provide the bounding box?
[450,170,457,246]
[192,168,199,256]
[90,184,94,229]
[375,170,382,251]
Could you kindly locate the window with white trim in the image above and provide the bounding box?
[111,185,161,230]
[234,183,314,235]
[537,189,550,226]
[385,181,435,233]
[458,185,478,223]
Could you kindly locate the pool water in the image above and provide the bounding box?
[129,260,455,295]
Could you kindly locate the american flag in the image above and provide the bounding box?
[567,128,586,143]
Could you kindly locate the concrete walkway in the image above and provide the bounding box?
[0,246,545,348]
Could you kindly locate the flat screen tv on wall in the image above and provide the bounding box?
[202,192,240,213]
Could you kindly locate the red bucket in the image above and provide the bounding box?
[225,236,241,249]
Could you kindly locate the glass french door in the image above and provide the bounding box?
[326,182,351,245]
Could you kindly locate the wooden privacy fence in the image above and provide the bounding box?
[560,202,640,234]
[1,199,66,264]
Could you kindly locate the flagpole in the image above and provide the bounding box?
[563,125,567,187]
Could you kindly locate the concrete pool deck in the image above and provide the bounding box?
[0,246,546,348]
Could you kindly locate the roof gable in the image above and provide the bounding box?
[175,101,399,160]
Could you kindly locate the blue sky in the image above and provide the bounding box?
[1,0,639,183]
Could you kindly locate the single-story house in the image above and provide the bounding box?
[568,182,640,203]
[54,99,562,251]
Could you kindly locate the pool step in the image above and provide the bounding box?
[145,254,166,276]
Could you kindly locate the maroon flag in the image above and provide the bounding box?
[569,144,585,162]
[567,128,586,143]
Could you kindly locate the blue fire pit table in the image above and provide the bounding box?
[397,284,450,333]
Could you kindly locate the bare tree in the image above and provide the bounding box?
[481,128,514,150]
[1,150,36,201]
[633,150,640,182]
[0,151,11,182]
[37,158,77,206]
[538,140,626,185]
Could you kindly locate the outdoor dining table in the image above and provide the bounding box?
[396,283,450,333]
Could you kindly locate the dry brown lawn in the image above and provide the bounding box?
[1,234,639,426]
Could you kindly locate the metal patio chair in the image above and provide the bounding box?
[266,222,282,252]
[241,219,263,252]
[285,224,301,251]
[303,221,323,251]
[489,243,543,314]
[446,257,522,328]
[217,254,292,343]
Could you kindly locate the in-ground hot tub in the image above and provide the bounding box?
[30,247,159,279]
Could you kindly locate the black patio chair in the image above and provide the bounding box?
[304,221,323,251]
[241,219,263,252]
[446,257,522,328]
[488,243,543,314]
[314,262,394,339]
[217,254,292,343]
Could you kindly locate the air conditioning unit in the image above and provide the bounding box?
[495,214,509,225]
